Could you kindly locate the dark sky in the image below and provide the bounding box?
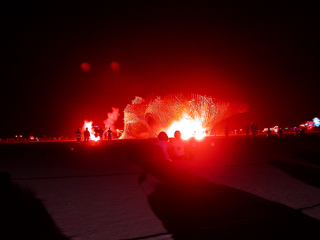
[2,1,320,138]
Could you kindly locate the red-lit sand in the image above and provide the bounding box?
[1,134,320,239]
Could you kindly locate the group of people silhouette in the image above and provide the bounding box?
[75,127,112,143]
[155,130,193,161]
[266,127,283,138]
[245,123,258,137]
[224,123,258,137]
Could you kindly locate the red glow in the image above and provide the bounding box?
[81,62,91,71]
[110,61,120,71]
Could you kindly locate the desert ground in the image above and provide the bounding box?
[1,134,320,239]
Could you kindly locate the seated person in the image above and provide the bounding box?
[170,130,187,160]
[155,131,171,161]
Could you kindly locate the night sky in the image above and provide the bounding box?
[2,1,319,138]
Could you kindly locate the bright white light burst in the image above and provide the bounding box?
[165,113,206,140]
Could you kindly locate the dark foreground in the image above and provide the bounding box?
[1,134,320,239]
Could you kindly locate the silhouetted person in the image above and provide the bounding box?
[155,131,171,161]
[277,128,283,137]
[300,128,305,136]
[0,172,70,239]
[245,123,250,136]
[75,128,81,143]
[267,128,272,138]
[251,123,257,137]
[170,130,187,160]
[107,127,112,142]
[94,127,99,138]
[98,127,104,140]
[84,127,90,141]
[224,126,229,137]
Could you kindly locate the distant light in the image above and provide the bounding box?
[313,117,320,127]
[81,62,91,71]
[110,61,120,71]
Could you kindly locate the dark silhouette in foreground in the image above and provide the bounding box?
[224,126,229,137]
[0,172,69,240]
[266,127,272,138]
[107,127,112,142]
[128,143,320,239]
[84,127,90,141]
[75,128,81,143]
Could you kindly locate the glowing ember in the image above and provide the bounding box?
[165,113,207,140]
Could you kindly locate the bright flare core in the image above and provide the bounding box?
[165,113,206,140]
[83,120,100,141]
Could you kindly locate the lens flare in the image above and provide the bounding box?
[81,62,91,71]
[110,61,120,71]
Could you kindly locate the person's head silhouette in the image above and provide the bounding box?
[174,130,181,140]
[158,131,168,141]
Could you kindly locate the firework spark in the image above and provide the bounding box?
[120,94,248,139]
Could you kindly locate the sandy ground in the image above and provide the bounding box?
[1,134,320,239]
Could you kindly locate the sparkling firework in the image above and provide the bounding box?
[120,94,248,139]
